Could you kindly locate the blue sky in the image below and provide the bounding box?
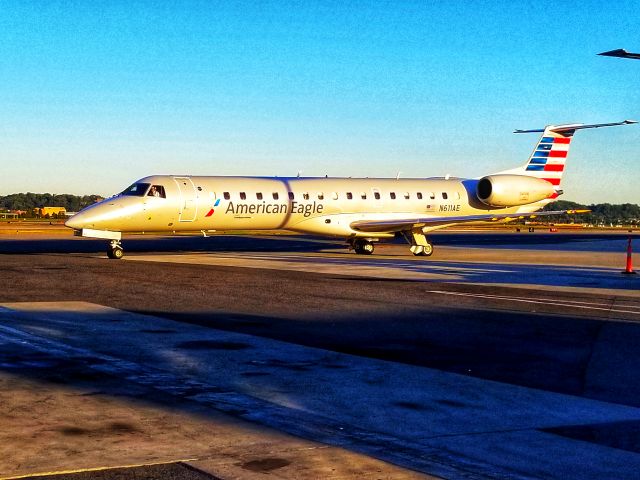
[0,0,638,203]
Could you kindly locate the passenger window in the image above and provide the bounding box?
[442,192,448,200]
[318,193,324,200]
[272,192,279,200]
[224,192,230,200]
[303,192,310,200]
[390,192,396,199]
[374,192,380,200]
[417,192,423,200]
[429,192,435,200]
[360,192,367,200]
[347,192,353,200]
[240,192,246,200]
[455,192,461,200]
[332,192,339,200]
[256,192,263,200]
[404,192,410,199]
[288,192,295,200]
[147,185,166,198]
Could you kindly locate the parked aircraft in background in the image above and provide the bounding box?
[66,120,636,259]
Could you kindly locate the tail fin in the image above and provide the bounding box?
[498,120,636,199]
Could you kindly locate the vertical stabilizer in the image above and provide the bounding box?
[496,120,636,200]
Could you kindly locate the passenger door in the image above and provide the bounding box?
[173,177,198,222]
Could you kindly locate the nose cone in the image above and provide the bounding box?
[65,211,87,230]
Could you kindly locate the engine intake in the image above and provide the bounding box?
[477,175,555,207]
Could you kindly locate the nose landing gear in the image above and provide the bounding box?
[107,240,124,260]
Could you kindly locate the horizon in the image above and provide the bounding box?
[1,1,638,204]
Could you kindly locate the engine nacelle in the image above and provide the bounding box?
[476,175,555,207]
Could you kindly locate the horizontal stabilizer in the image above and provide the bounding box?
[514,120,637,134]
[350,210,590,233]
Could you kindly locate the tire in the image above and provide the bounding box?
[412,243,433,257]
[354,239,374,255]
[108,247,124,260]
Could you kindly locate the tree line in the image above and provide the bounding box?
[0,193,103,215]
[543,200,640,226]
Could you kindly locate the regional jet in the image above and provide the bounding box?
[66,120,636,259]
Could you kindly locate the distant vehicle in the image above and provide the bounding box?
[66,120,636,259]
[598,49,640,60]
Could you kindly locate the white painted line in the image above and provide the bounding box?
[427,290,640,316]
[431,292,640,310]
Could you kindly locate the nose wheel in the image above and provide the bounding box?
[107,240,124,260]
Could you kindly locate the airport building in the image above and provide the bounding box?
[33,206,67,218]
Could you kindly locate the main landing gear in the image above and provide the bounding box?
[349,231,434,257]
[403,229,434,257]
[107,240,124,260]
[351,238,376,255]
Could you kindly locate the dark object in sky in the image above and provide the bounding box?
[598,49,640,60]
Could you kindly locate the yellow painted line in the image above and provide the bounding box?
[0,458,199,480]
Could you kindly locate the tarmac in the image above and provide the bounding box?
[0,228,639,479]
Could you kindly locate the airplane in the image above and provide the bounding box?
[65,120,637,259]
[598,49,640,60]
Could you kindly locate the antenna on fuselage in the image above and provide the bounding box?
[297,171,301,178]
[396,171,401,180]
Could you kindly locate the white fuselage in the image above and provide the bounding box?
[66,175,540,239]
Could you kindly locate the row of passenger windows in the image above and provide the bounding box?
[222,191,460,201]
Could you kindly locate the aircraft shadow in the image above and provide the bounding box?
[0,234,345,255]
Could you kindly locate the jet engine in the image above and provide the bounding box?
[476,175,555,207]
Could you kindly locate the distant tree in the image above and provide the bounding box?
[0,193,103,212]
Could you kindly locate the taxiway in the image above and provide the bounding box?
[0,231,639,479]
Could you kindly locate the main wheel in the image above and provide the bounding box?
[107,246,124,260]
[411,243,433,256]
[353,239,374,255]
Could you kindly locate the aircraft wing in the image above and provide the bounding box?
[350,209,589,233]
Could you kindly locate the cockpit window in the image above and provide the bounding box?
[121,183,150,196]
[148,185,166,198]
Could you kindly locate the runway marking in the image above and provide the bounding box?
[0,459,199,480]
[427,290,640,316]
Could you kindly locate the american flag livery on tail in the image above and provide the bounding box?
[524,129,571,195]
[499,120,637,203]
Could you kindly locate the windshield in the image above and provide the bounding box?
[120,183,151,197]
